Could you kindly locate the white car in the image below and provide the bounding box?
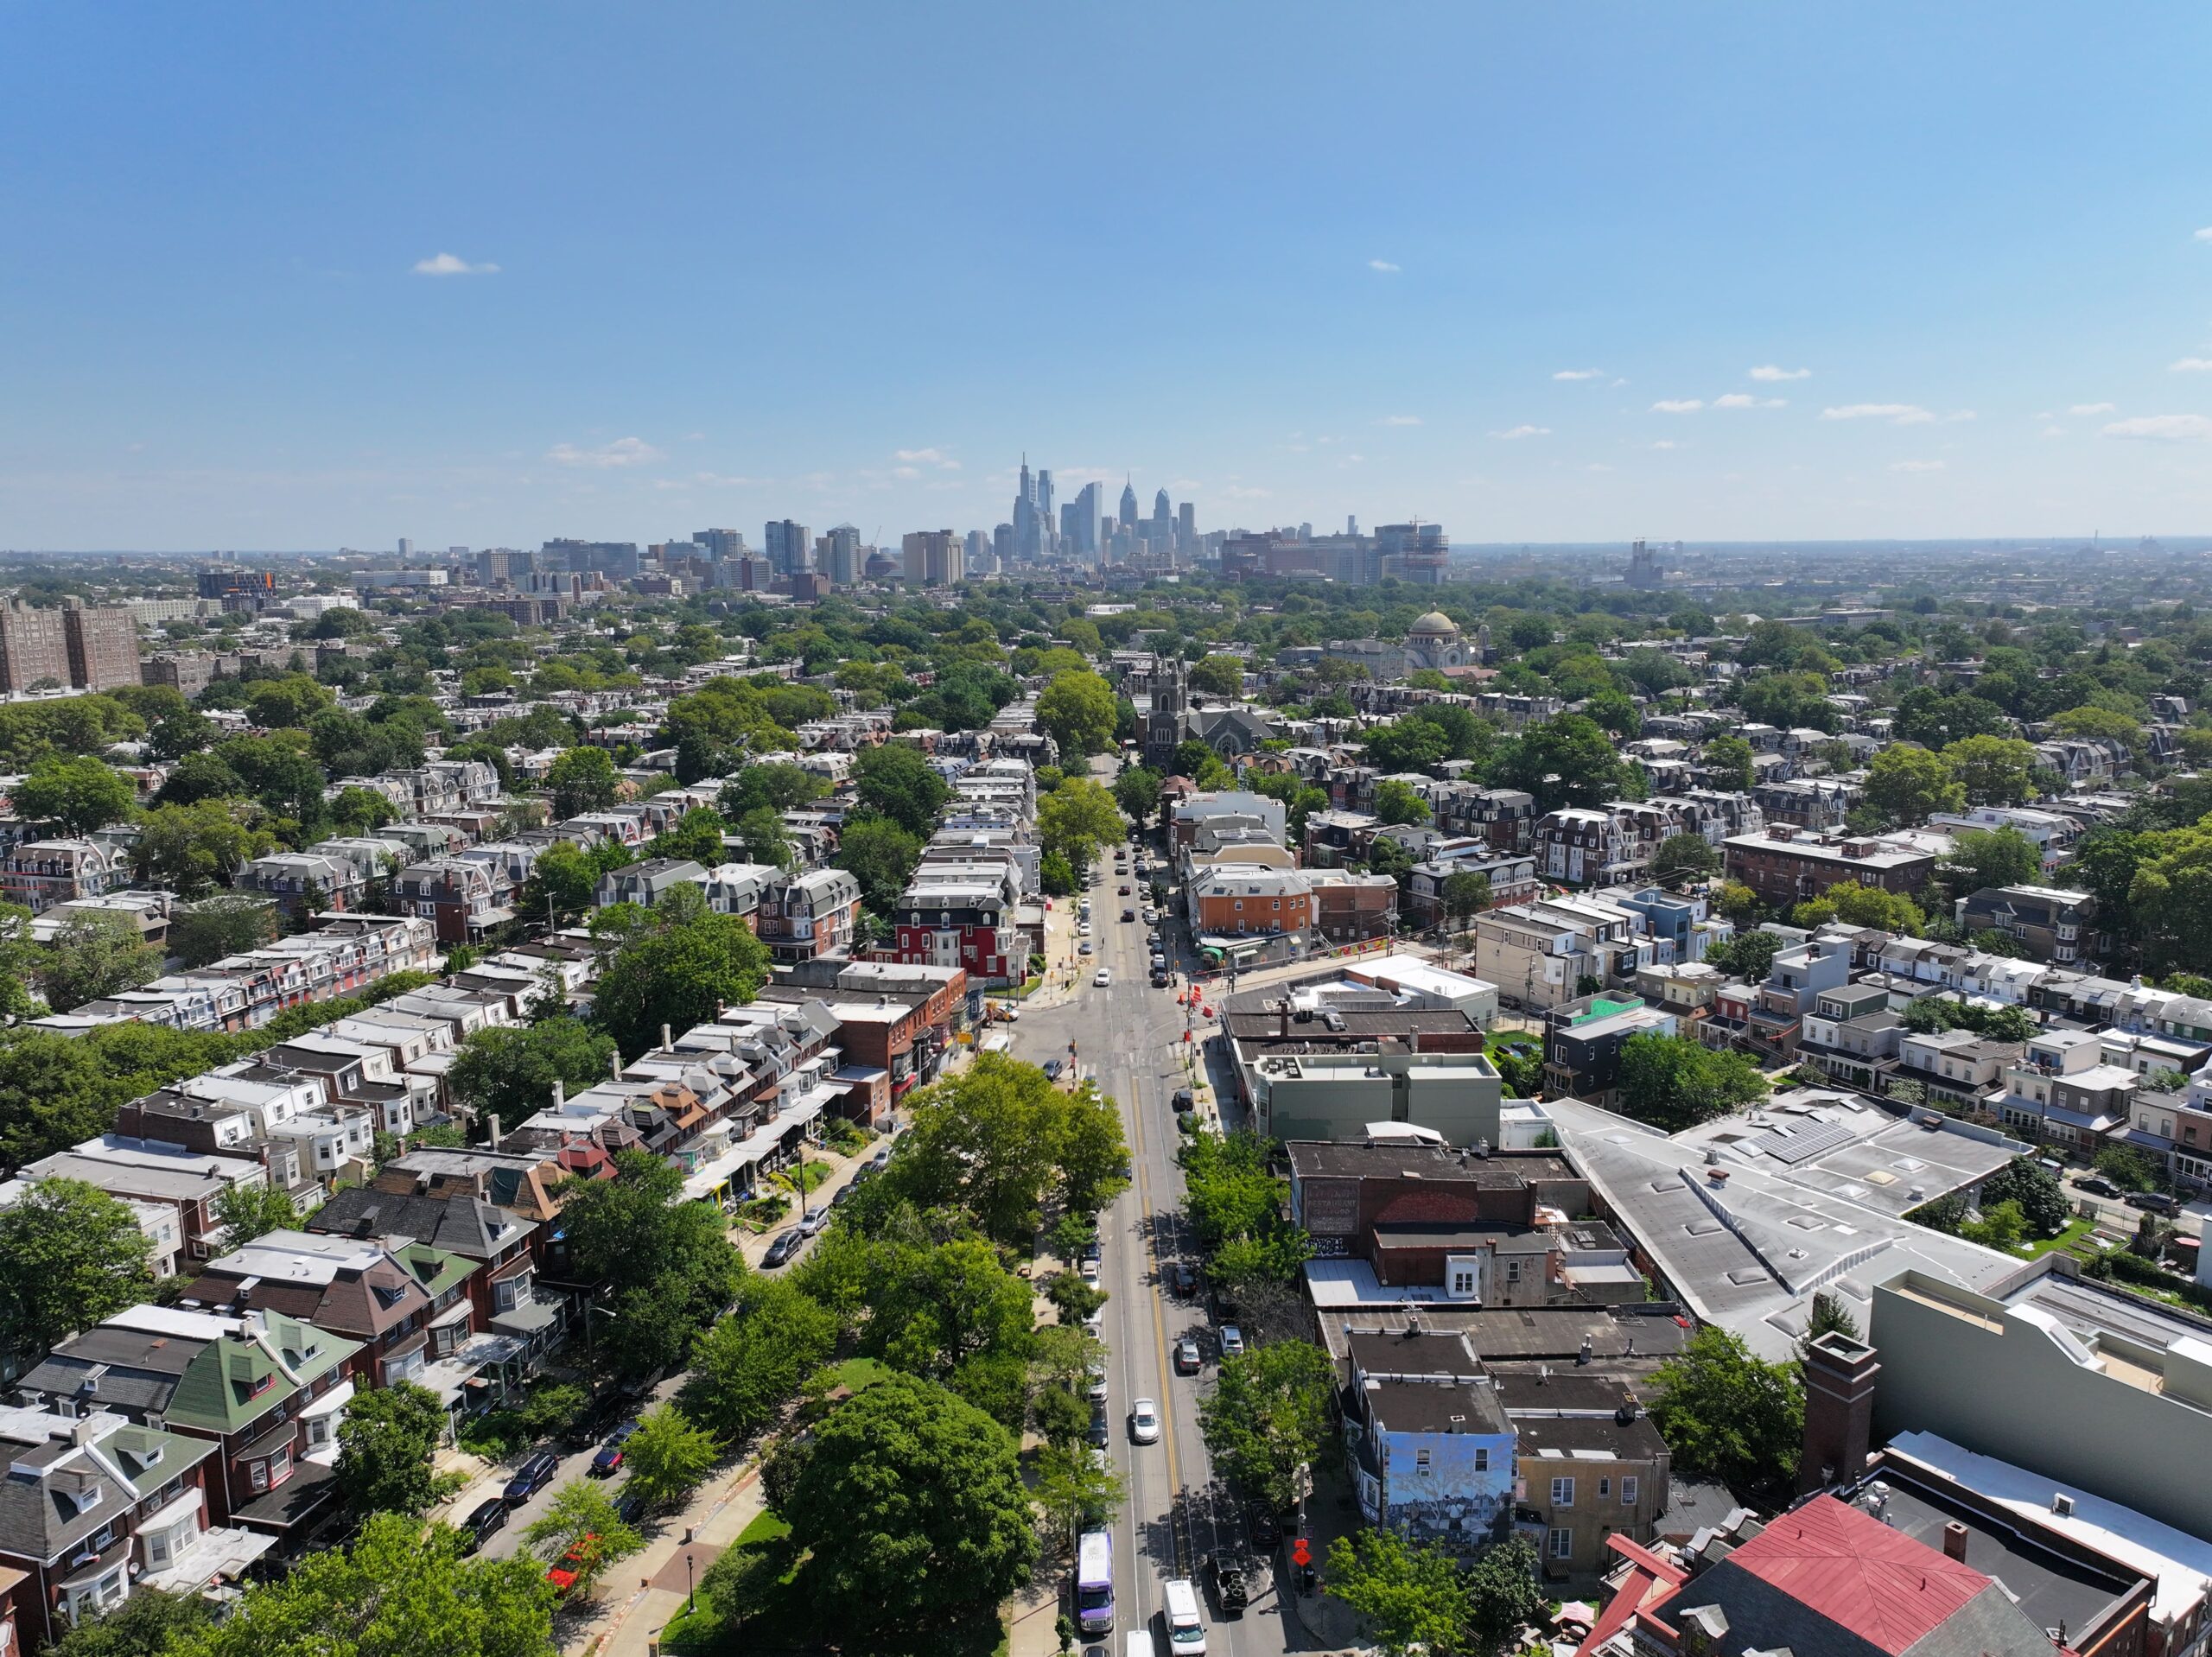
[1079,1254,1101,1283]
[1219,1324,1246,1358]
[1086,1362,1109,1402]
[1093,968,1113,987]
[1078,920,1093,936]
[1130,1399,1161,1444]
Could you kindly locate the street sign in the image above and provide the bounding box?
[1290,1537,1311,1567]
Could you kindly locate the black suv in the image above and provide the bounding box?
[460,1498,509,1553]
[504,1450,561,1504]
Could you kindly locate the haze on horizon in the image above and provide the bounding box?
[4,3,2212,551]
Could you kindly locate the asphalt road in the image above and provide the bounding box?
[1009,836,1306,1657]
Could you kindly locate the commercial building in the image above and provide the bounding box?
[900,529,963,587]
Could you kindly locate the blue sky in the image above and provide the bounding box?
[4,3,2212,550]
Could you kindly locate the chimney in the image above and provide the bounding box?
[486,1114,501,1149]
[608,1049,621,1081]
[661,1023,673,1052]
[552,1079,565,1111]
[1942,1521,1969,1562]
[1578,1334,1593,1367]
[1798,1330,1881,1497]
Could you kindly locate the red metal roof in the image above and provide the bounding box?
[1724,1495,1989,1656]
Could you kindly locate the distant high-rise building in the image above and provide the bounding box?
[542,539,640,580]
[902,530,963,587]
[1071,481,1103,560]
[1377,521,1450,587]
[476,548,535,586]
[1347,515,1359,536]
[965,529,991,575]
[61,599,142,691]
[1178,500,1196,552]
[993,523,1015,570]
[1626,538,1663,590]
[694,528,747,564]
[0,600,71,693]
[1013,458,1044,561]
[1152,489,1173,555]
[764,519,812,575]
[397,537,414,560]
[195,568,276,606]
[1119,478,1140,531]
[820,524,861,586]
[1035,469,1055,555]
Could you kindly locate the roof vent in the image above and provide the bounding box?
[2053,1493,2075,1516]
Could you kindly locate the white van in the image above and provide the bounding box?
[1162,1577,1206,1654]
[1125,1632,1155,1657]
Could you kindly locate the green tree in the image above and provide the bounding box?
[1802,1290,1861,1354]
[620,1403,720,1509]
[1037,669,1120,759]
[886,1054,1070,1241]
[737,804,793,870]
[774,1373,1038,1644]
[866,1237,1037,1382]
[851,742,952,838]
[1942,734,2042,806]
[1649,1325,1804,1487]
[213,1179,304,1247]
[1465,1535,1548,1655]
[1372,778,1432,827]
[1496,714,1628,810]
[1942,826,2043,894]
[592,909,771,1060]
[1189,654,1245,697]
[0,1178,155,1362]
[1705,926,1781,981]
[1441,870,1493,930]
[448,1018,618,1127]
[2048,703,2145,757]
[682,1274,840,1442]
[1738,670,1839,733]
[40,911,159,1012]
[170,1514,556,1657]
[0,1032,130,1166]
[717,761,829,818]
[1325,1528,1469,1657]
[173,895,281,968]
[241,673,334,729]
[1197,1339,1337,1513]
[15,753,137,835]
[1961,1197,2026,1251]
[2094,1143,2165,1194]
[1863,743,1967,828]
[1111,765,1163,827]
[1791,879,1927,935]
[520,1480,644,1599]
[518,839,597,924]
[1701,733,1756,791]
[129,798,270,897]
[1363,719,1452,774]
[1649,832,1719,885]
[1057,1080,1131,1215]
[1037,777,1125,872]
[545,746,620,817]
[654,806,730,866]
[1180,1129,1311,1284]
[0,901,43,1022]
[1617,1032,1766,1131]
[47,1586,213,1657]
[835,811,923,915]
[558,1151,745,1381]
[1032,1438,1123,1546]
[335,1381,462,1518]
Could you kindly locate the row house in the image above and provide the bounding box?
[918,832,1040,900]
[1402,852,1540,930]
[232,851,372,919]
[1649,788,1763,848]
[892,871,1024,985]
[1534,802,1687,890]
[1722,824,1936,908]
[1896,1028,2019,1110]
[394,858,505,945]
[1994,1027,2142,1149]
[1471,895,1656,1012]
[1304,809,1382,869]
[2035,735,2130,789]
[1751,776,1858,831]
[1432,784,1540,852]
[1715,937,1853,1064]
[0,1403,269,1649]
[1542,993,1678,1105]
[0,839,121,912]
[309,1184,553,1368]
[754,868,862,963]
[17,1305,361,1539]
[1954,884,2094,966]
[596,855,706,911]
[1796,981,1904,1094]
[18,1138,296,1271]
[1307,870,1401,944]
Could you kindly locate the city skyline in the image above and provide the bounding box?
[5,6,2212,548]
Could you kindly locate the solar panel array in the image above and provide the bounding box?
[1748,1119,1857,1165]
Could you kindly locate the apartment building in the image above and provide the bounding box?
[1722,824,1936,908]
[1191,867,1313,942]
[1955,884,2094,966]
[0,839,123,912]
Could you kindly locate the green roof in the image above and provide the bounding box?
[167,1311,362,1433]
[1569,995,1645,1026]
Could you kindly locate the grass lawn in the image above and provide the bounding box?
[810,1357,891,1394]
[735,1508,791,1547]
[2016,1216,2098,1260]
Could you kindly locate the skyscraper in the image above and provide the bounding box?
[764,519,812,575]
[694,528,747,564]
[965,529,990,575]
[821,524,861,586]
[1118,478,1140,532]
[901,530,962,587]
[1152,488,1173,556]
[1177,500,1196,554]
[1035,468,1055,556]
[993,523,1015,569]
[1071,481,1103,560]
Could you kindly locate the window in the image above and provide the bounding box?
[1621,1476,1639,1506]
[1550,1476,1575,1507]
[1472,1447,1489,1471]
[1449,1265,1478,1297]
[1549,1527,1573,1561]
[1599,1476,1611,1498]
[1414,1449,1431,1471]
[1506,1260,1522,1284]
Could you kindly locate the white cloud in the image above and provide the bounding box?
[1650,398,1704,414]
[1221,484,1272,499]
[2069,402,2117,415]
[546,436,663,469]
[893,447,960,469]
[2042,427,2068,439]
[1820,403,1935,424]
[2196,226,2212,242]
[1650,440,1681,450]
[1368,258,1401,273]
[2102,414,2212,441]
[891,466,920,480]
[411,251,499,276]
[1586,462,1614,473]
[1943,409,1978,422]
[1749,365,1811,381]
[1552,368,1604,381]
[1713,393,1786,409]
[2171,358,2212,373]
[1381,414,1422,426]
[1890,459,1947,473]
[1490,424,1551,440]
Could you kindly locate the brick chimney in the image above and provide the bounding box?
[1942,1521,1969,1562]
[1799,1328,1881,1495]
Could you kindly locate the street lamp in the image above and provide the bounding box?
[685,1550,696,1610]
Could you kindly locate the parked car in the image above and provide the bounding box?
[461,1498,509,1553]
[1079,940,1094,955]
[1080,1254,1101,1283]
[590,1419,639,1477]
[505,1450,561,1504]
[1119,884,1132,895]
[1206,1552,1250,1614]
[1218,1325,1246,1358]
[796,1208,829,1237]
[1172,1088,1194,1114]
[762,1230,802,1267]
[2078,1175,2120,1197]
[1043,1057,1065,1081]
[2126,1190,2177,1214]
[1171,1261,1198,1296]
[546,1535,599,1598]
[1130,1399,1161,1444]
[1247,1505,1283,1549]
[1152,971,1171,988]
[870,1147,893,1169]
[1087,1404,1111,1448]
[831,1181,858,1208]
[613,1493,648,1527]
[1174,1337,1202,1374]
[1087,1362,1109,1402]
